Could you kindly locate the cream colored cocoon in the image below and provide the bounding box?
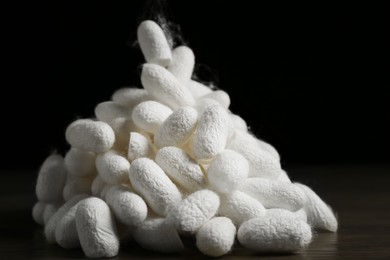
[137,20,172,67]
[96,150,130,184]
[167,189,220,232]
[193,104,230,160]
[76,197,119,258]
[127,132,155,161]
[155,147,205,193]
[43,204,61,225]
[64,148,96,177]
[154,106,198,148]
[36,154,67,203]
[109,117,140,149]
[196,217,236,257]
[230,114,248,132]
[218,190,266,226]
[45,194,88,243]
[227,130,281,179]
[132,218,184,252]
[295,183,338,232]
[266,208,308,223]
[187,80,212,99]
[63,175,93,201]
[94,101,130,123]
[32,202,46,226]
[208,149,249,193]
[276,169,291,183]
[65,119,115,153]
[112,87,150,108]
[240,178,306,211]
[132,101,173,133]
[237,214,312,252]
[129,158,182,216]
[199,90,231,109]
[105,185,148,226]
[141,64,195,109]
[168,46,195,83]
[256,138,280,161]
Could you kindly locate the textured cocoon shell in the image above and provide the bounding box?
[32,202,46,226]
[141,64,195,109]
[187,80,213,98]
[200,90,231,109]
[96,150,130,184]
[167,189,220,232]
[256,139,280,161]
[55,200,85,249]
[129,158,182,216]
[137,20,172,67]
[239,178,306,211]
[267,208,308,222]
[90,175,106,197]
[132,101,173,133]
[295,183,338,232]
[64,148,96,177]
[36,154,67,203]
[45,194,88,243]
[43,204,61,225]
[237,214,312,252]
[94,101,130,123]
[132,218,184,252]
[227,130,281,179]
[155,147,205,193]
[219,190,266,226]
[168,46,195,83]
[127,132,155,161]
[76,197,119,258]
[193,104,230,160]
[230,114,248,132]
[63,175,93,201]
[112,87,150,108]
[208,149,249,193]
[109,117,140,150]
[154,106,198,148]
[105,185,148,226]
[196,217,236,257]
[277,170,291,183]
[194,97,221,113]
[65,119,115,153]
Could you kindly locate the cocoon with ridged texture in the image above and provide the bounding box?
[218,190,266,226]
[132,101,173,133]
[129,158,182,216]
[155,147,206,193]
[295,183,338,232]
[266,208,308,222]
[63,175,93,201]
[137,20,172,67]
[255,138,280,161]
[76,197,119,258]
[132,218,184,252]
[96,150,129,184]
[196,217,236,257]
[167,46,195,83]
[64,148,96,177]
[167,189,220,233]
[193,104,230,160]
[36,154,67,203]
[105,185,148,226]
[237,214,312,252]
[44,194,88,244]
[227,130,281,179]
[154,106,198,148]
[187,80,212,99]
[208,149,249,193]
[239,178,306,211]
[65,119,115,153]
[94,101,131,123]
[32,202,46,226]
[112,87,150,108]
[55,199,86,249]
[199,90,231,109]
[141,64,195,109]
[127,132,155,161]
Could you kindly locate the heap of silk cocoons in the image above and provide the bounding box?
[33,20,338,258]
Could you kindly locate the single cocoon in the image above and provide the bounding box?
[96,150,130,184]
[127,132,155,161]
[112,87,150,108]
[94,101,130,123]
[168,46,195,83]
[64,148,96,177]
[132,101,173,133]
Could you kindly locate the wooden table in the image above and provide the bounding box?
[1,165,389,259]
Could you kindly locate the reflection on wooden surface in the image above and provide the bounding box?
[0,165,389,259]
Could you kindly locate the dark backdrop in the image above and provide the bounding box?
[1,1,388,171]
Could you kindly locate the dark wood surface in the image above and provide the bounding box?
[1,165,389,259]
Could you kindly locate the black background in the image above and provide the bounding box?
[1,1,388,171]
